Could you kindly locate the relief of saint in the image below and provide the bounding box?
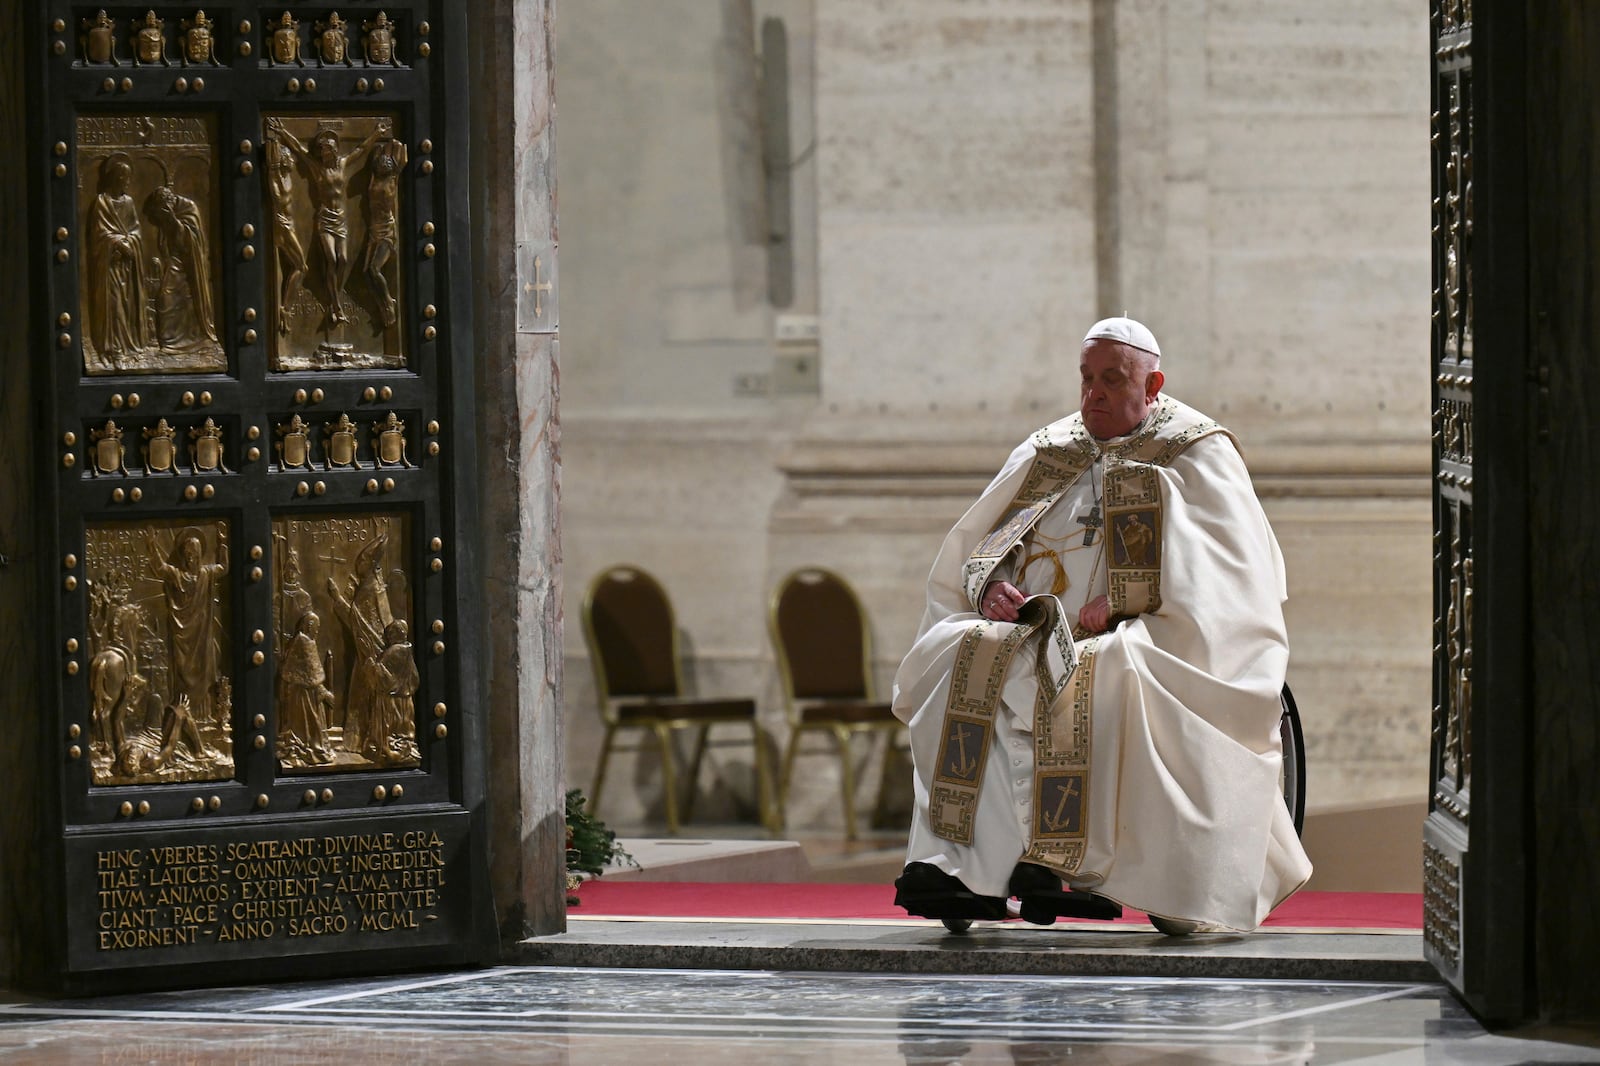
[84,521,234,786]
[363,133,407,328]
[146,528,229,729]
[372,621,421,763]
[272,516,420,772]
[147,183,220,353]
[85,154,154,364]
[327,531,395,759]
[77,115,225,375]
[265,134,309,336]
[277,611,336,765]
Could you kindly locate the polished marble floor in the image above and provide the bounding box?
[1,966,1597,1064]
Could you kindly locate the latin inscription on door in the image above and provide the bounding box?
[66,812,474,967]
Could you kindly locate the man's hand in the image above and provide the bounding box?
[980,580,1025,622]
[1078,595,1113,634]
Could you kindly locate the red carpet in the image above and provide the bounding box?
[569,880,1422,930]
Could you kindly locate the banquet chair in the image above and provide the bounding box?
[582,564,778,834]
[768,566,907,840]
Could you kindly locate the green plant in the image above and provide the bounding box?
[565,788,634,890]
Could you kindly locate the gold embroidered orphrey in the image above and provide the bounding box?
[929,396,1229,877]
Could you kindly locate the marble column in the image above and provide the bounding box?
[469,0,566,940]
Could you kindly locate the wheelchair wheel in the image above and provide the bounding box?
[941,917,974,934]
[1280,684,1306,837]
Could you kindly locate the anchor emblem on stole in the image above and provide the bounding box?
[1040,775,1083,834]
[944,723,981,781]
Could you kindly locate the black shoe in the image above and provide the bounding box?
[1007,862,1123,925]
[1008,862,1063,896]
[894,862,1008,921]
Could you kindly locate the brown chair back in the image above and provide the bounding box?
[771,567,873,702]
[583,565,681,701]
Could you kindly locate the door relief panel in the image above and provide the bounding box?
[263,112,407,369]
[84,519,234,786]
[272,513,419,773]
[76,114,224,375]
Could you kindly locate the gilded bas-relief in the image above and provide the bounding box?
[262,114,407,371]
[1442,525,1473,792]
[76,114,225,376]
[364,12,399,65]
[132,10,169,66]
[315,12,352,66]
[90,420,130,476]
[80,10,120,65]
[266,10,402,67]
[143,419,179,474]
[84,520,234,786]
[182,10,220,66]
[269,12,303,65]
[269,411,415,470]
[77,417,232,477]
[272,515,420,772]
[1434,79,1473,361]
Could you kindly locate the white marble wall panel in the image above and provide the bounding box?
[820,222,1094,416]
[1268,496,1433,809]
[815,0,1096,414]
[560,419,791,642]
[1105,0,1434,826]
[1196,25,1432,444]
[559,0,778,415]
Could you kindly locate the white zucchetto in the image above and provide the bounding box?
[1083,316,1161,358]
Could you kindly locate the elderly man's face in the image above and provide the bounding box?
[1080,340,1163,439]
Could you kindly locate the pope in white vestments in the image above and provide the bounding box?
[892,317,1311,933]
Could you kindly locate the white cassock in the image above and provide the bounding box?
[893,395,1311,931]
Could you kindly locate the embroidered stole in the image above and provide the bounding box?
[929,397,1227,870]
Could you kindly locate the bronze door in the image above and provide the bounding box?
[1425,0,1534,1022]
[31,4,492,986]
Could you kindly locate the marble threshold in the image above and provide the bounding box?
[519,917,1431,983]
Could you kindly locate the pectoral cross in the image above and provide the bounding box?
[1076,502,1103,546]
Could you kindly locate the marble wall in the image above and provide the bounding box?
[557,0,1433,859]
